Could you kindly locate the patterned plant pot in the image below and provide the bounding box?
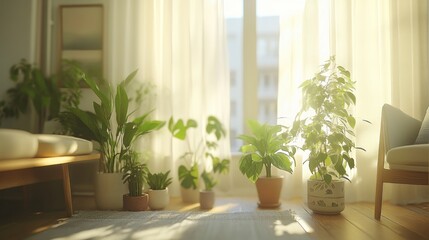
[307,179,345,214]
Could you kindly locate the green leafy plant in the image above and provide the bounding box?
[239,120,296,183]
[122,152,148,196]
[168,116,230,190]
[0,59,81,133]
[291,56,360,184]
[201,170,217,191]
[62,67,165,173]
[147,170,173,190]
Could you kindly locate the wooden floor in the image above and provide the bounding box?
[1,196,429,240]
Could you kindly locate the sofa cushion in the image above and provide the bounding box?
[0,129,38,159]
[35,134,93,157]
[386,144,429,172]
[415,107,429,144]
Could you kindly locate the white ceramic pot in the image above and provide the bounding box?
[95,172,128,210]
[199,190,215,210]
[148,188,170,210]
[307,179,345,214]
[180,187,199,203]
[0,129,38,160]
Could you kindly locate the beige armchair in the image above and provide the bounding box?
[375,104,429,220]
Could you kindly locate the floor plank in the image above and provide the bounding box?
[1,197,429,240]
[349,202,427,240]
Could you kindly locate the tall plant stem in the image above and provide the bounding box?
[265,163,271,177]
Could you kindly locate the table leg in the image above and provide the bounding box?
[62,164,73,217]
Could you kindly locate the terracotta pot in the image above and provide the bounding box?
[148,188,170,210]
[307,179,345,214]
[255,176,283,208]
[123,193,149,211]
[180,187,199,203]
[95,172,128,210]
[199,191,215,210]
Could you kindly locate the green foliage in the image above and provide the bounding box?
[201,170,217,191]
[122,152,148,196]
[178,164,199,189]
[291,56,358,184]
[239,120,296,183]
[147,170,173,190]
[62,66,165,173]
[0,59,82,133]
[169,116,230,189]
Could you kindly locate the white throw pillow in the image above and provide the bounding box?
[415,107,429,144]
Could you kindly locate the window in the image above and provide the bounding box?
[225,0,283,152]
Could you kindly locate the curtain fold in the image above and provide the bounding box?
[278,0,429,203]
[106,0,231,197]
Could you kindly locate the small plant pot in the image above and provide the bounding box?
[307,179,345,214]
[123,193,149,211]
[148,188,170,210]
[255,176,283,208]
[199,190,215,210]
[180,187,199,203]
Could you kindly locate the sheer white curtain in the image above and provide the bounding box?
[278,0,429,203]
[106,0,231,197]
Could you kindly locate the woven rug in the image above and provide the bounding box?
[28,210,313,240]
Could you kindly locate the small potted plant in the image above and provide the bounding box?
[147,170,173,210]
[291,56,360,214]
[169,116,229,203]
[122,153,149,211]
[239,120,296,208]
[199,158,229,210]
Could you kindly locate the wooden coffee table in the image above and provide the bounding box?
[0,153,100,216]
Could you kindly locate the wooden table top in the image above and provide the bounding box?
[0,152,100,172]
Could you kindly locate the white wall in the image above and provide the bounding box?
[0,0,37,131]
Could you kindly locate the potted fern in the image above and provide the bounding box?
[147,170,173,210]
[239,120,296,208]
[62,68,165,210]
[122,152,149,211]
[291,56,358,214]
[168,116,229,203]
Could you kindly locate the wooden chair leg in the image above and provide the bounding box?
[374,119,385,220]
[374,177,383,220]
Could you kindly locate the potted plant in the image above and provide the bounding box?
[291,56,359,214]
[63,68,165,210]
[199,158,229,210]
[0,59,81,133]
[122,152,149,211]
[168,116,229,203]
[239,120,296,208]
[147,170,173,210]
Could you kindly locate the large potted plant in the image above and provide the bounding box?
[239,120,296,208]
[0,59,81,133]
[168,116,229,203]
[291,56,359,214]
[63,68,165,210]
[147,170,173,210]
[122,152,149,211]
